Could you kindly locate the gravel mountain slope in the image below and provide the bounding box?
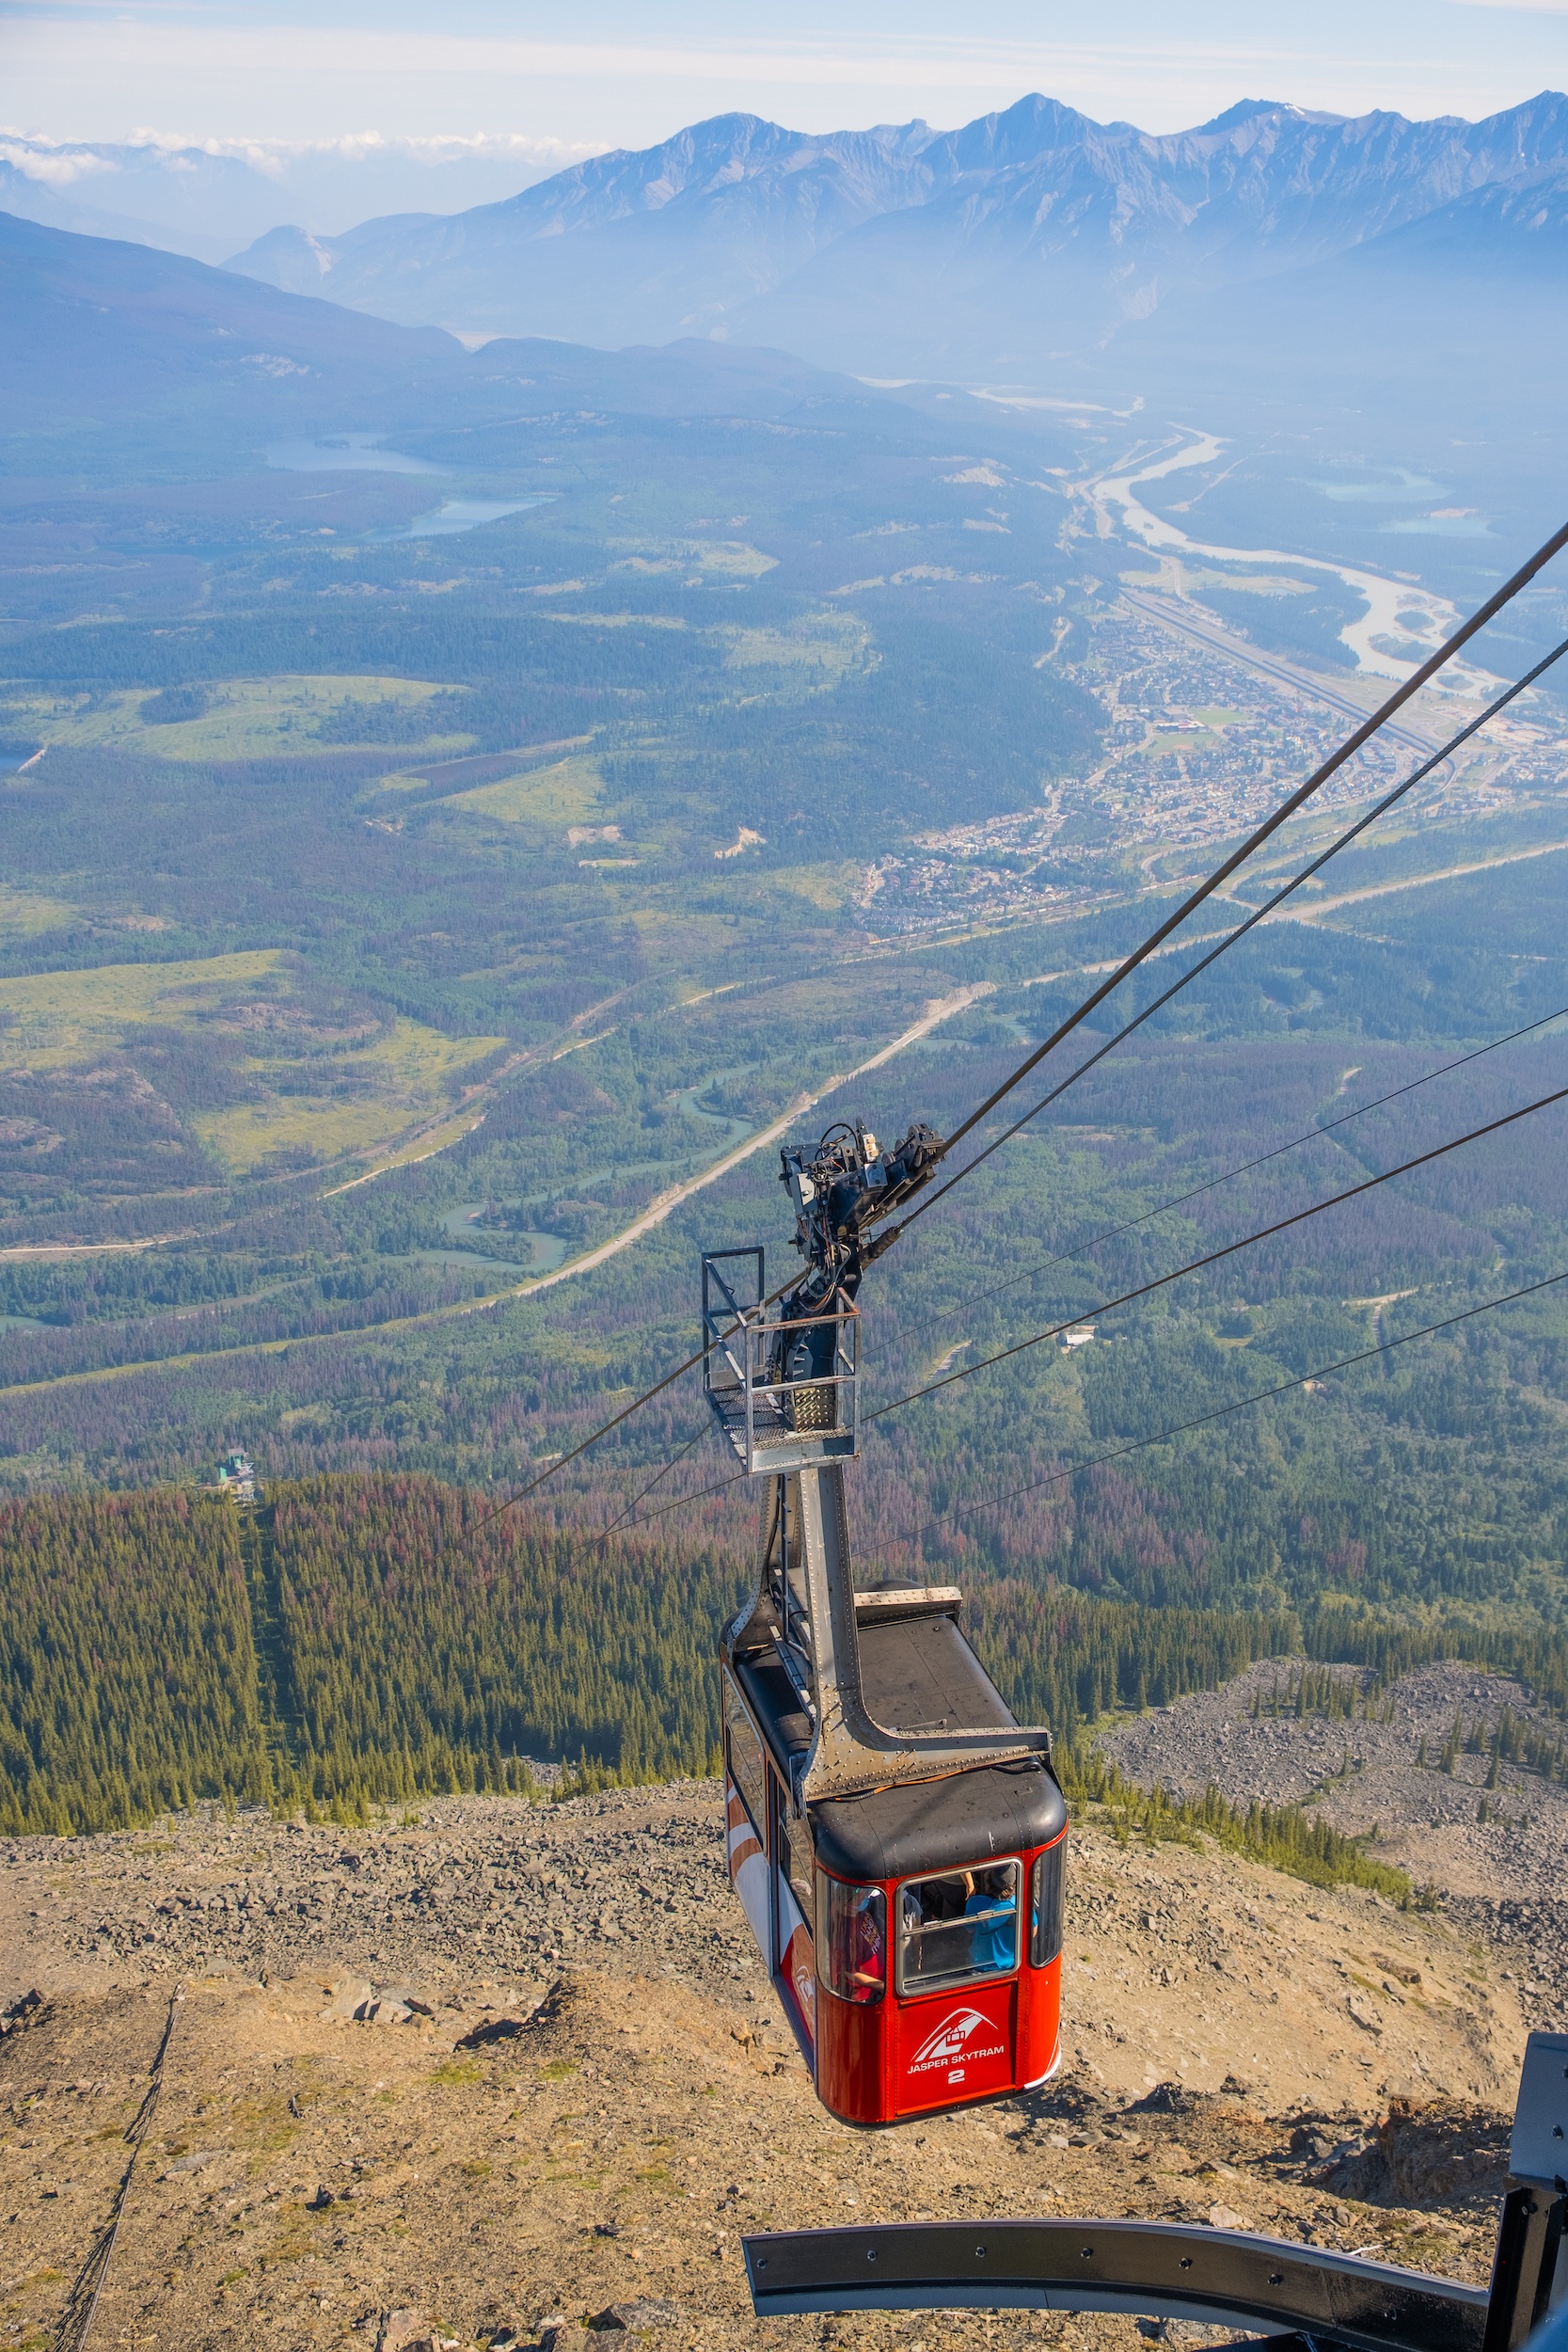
[0,1784,1539,2351]
[1100,1657,1568,2028]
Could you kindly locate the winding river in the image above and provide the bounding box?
[1086,431,1504,696]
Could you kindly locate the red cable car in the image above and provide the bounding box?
[721,1581,1067,2125]
[703,1179,1068,2128]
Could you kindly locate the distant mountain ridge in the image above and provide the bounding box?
[223,90,1568,369]
[0,207,918,477]
[0,211,467,447]
[0,134,572,264]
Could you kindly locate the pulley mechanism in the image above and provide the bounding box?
[781,1116,944,1287]
[773,1119,942,1423]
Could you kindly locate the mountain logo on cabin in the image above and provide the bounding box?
[908,2007,1003,2072]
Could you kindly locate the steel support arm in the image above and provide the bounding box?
[741,2218,1488,2352]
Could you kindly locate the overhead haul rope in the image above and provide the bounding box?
[460,1270,798,1540]
[864,1077,1568,1424]
[589,1422,709,1555]
[928,518,1568,1168]
[889,627,1568,1242]
[598,1084,1568,1539]
[855,1266,1568,1570]
[465,528,1568,1534]
[895,1001,1568,1346]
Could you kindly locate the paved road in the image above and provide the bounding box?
[1281,836,1568,922]
[516,982,994,1296]
[0,986,998,1398]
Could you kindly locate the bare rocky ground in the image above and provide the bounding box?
[1098,1659,1568,2027]
[0,1779,1542,2352]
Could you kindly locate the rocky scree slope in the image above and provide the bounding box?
[0,1781,1540,2351]
[1099,1658,1568,2029]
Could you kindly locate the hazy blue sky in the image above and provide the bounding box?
[4,0,1565,151]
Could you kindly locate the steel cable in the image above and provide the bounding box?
[855,1267,1568,1571]
[865,1078,1568,1423]
[487,1067,1568,1543]
[588,1422,710,1552]
[458,1270,798,1540]
[888,1001,1568,1348]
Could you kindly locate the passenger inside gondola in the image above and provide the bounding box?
[823,1880,886,2001]
[964,1866,1018,1974]
[897,1861,1021,1992]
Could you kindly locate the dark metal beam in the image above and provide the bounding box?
[742,2218,1489,2352]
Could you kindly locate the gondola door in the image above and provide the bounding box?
[771,1776,817,2063]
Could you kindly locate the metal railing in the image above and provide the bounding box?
[743,2217,1487,2352]
[702,1249,860,1474]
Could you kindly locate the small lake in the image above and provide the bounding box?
[0,1313,46,1331]
[265,433,448,475]
[417,1242,567,1279]
[379,495,556,541]
[1308,469,1438,504]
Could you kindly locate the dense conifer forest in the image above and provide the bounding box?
[4,1475,1564,1905]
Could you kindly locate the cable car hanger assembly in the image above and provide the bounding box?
[706,1147,1067,2119]
[705,1106,1048,1806]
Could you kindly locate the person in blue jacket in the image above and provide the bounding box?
[962,1866,1017,1974]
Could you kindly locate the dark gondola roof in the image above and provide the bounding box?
[733,1605,1066,1882]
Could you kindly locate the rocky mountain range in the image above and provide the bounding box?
[224,92,1568,378]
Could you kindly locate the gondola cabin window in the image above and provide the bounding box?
[722,1667,766,1835]
[818,1876,886,2005]
[778,1802,816,1928]
[1031,1834,1067,1967]
[896,1861,1021,1994]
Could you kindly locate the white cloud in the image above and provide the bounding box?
[0,122,598,170]
[119,127,597,167]
[0,136,119,183]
